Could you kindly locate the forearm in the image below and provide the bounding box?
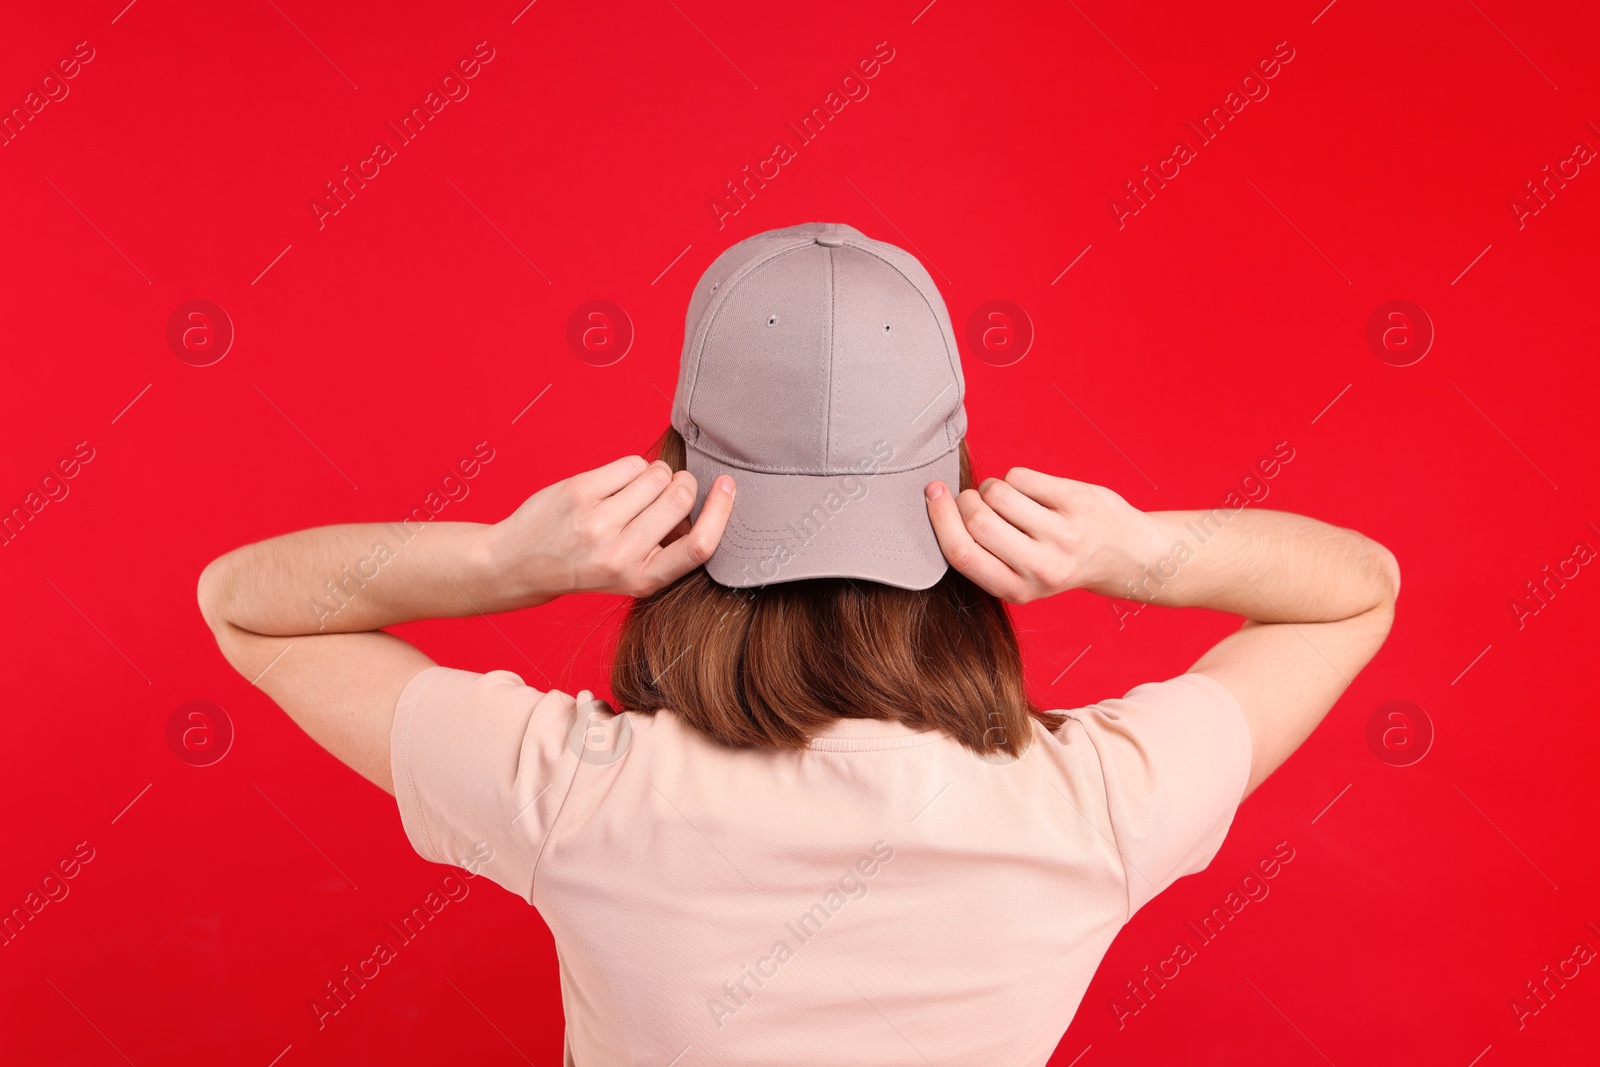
[197,520,541,637]
[1096,508,1398,623]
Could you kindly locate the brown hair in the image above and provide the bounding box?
[609,428,1067,757]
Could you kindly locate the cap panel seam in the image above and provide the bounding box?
[680,238,814,442]
[824,245,836,468]
[861,246,965,450]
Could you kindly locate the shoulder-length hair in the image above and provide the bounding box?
[609,427,1066,758]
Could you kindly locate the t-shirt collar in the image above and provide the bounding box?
[805,716,942,751]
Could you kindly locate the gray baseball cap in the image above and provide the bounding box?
[672,221,967,590]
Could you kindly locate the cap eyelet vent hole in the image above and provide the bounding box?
[883,324,891,333]
[767,315,779,326]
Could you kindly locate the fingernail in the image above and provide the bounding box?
[926,481,945,500]
[717,476,735,497]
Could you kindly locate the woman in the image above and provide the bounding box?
[198,222,1399,1064]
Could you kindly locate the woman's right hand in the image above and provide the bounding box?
[924,468,1161,605]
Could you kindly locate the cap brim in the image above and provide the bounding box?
[684,444,958,590]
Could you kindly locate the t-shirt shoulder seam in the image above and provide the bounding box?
[1056,708,1135,924]
[525,695,588,902]
[398,666,446,863]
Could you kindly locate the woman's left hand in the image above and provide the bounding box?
[488,455,736,604]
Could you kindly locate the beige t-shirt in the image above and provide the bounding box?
[391,666,1251,1066]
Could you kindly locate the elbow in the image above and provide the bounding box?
[1376,543,1401,604]
[196,556,230,632]
[1366,541,1401,620]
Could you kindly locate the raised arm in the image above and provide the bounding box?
[925,470,1399,798]
[196,456,734,793]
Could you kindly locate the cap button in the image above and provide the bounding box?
[815,234,846,247]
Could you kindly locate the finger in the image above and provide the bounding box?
[596,459,676,527]
[1002,466,1090,513]
[641,474,735,586]
[925,481,1026,598]
[572,454,652,501]
[977,476,1063,541]
[954,487,1050,577]
[619,469,699,552]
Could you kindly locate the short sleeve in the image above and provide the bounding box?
[1058,672,1252,919]
[390,665,584,901]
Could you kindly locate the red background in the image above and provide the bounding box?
[3,0,1598,1063]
